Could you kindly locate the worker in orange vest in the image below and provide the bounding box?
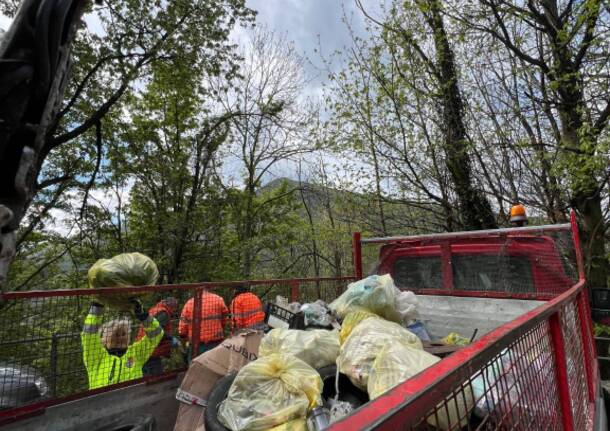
[230,285,265,331]
[135,297,179,376]
[179,285,229,360]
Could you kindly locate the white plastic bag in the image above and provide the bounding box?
[259,329,340,369]
[394,289,418,322]
[337,317,422,390]
[300,300,332,327]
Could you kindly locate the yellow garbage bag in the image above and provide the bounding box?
[269,419,306,431]
[217,354,322,431]
[442,332,470,346]
[368,343,440,399]
[259,329,340,369]
[88,252,159,309]
[337,317,422,390]
[330,274,401,322]
[367,343,473,431]
[339,310,377,344]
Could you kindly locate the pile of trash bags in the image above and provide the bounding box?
[87,252,159,310]
[216,274,473,431]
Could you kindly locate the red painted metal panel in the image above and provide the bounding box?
[290,281,299,302]
[191,288,202,359]
[549,311,575,431]
[441,242,452,291]
[0,277,357,300]
[577,290,597,402]
[352,232,363,279]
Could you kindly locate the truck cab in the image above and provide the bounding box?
[376,232,575,298]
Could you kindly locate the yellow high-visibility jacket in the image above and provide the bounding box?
[81,304,163,389]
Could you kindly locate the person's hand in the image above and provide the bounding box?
[129,298,148,322]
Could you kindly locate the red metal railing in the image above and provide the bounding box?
[329,279,597,430]
[0,276,354,425]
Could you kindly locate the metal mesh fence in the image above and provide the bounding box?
[0,277,354,415]
[561,302,591,431]
[360,224,579,298]
[329,282,595,431]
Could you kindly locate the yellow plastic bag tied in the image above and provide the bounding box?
[367,343,473,431]
[339,310,377,345]
[259,329,340,369]
[337,317,423,390]
[217,354,322,431]
[87,252,159,310]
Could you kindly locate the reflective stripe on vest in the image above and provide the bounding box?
[232,307,264,318]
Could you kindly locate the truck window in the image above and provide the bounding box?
[453,255,534,293]
[392,256,442,289]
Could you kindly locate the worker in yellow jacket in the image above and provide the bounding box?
[81,299,163,389]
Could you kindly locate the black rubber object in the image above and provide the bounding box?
[317,365,369,409]
[93,414,156,431]
[204,372,237,431]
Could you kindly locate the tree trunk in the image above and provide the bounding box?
[424,0,497,230]
[0,0,86,291]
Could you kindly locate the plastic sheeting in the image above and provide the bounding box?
[258,329,340,369]
[329,275,401,322]
[88,252,159,309]
[217,354,322,431]
[368,343,473,431]
[337,317,422,390]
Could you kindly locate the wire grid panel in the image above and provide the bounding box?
[560,302,591,430]
[296,279,348,304]
[367,228,577,296]
[0,290,192,410]
[411,319,562,431]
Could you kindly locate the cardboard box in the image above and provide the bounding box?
[173,330,263,431]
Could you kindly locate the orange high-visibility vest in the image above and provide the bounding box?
[230,292,265,330]
[179,292,228,343]
[135,301,174,358]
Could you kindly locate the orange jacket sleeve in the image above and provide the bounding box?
[179,299,193,338]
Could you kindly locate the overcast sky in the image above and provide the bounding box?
[242,0,372,99]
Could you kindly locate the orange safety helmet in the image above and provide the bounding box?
[509,203,527,223]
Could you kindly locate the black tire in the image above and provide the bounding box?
[93,414,156,431]
[317,365,369,409]
[204,372,237,431]
[203,366,369,430]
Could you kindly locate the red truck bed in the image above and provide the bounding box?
[0,213,602,430]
